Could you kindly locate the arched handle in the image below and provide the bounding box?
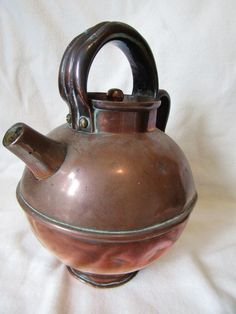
[58,21,159,132]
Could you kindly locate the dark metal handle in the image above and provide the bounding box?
[58,21,159,132]
[156,89,171,132]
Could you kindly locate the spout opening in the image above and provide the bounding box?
[3,123,24,147]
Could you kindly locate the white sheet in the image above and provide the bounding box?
[0,1,235,313]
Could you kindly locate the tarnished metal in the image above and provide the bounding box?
[2,21,197,288]
[3,123,66,179]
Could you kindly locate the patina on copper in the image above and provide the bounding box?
[2,21,197,288]
[3,123,66,179]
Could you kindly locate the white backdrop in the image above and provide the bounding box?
[0,1,236,313]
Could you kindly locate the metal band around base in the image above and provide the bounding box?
[67,266,138,288]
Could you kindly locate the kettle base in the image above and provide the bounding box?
[67,266,138,288]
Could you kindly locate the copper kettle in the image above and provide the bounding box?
[3,22,197,288]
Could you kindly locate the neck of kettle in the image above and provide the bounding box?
[94,108,158,133]
[3,123,66,179]
[90,94,161,133]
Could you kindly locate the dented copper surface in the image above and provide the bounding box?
[2,21,197,288]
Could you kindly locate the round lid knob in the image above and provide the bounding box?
[107,88,124,102]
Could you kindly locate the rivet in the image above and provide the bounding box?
[79,117,89,129]
[66,113,72,125]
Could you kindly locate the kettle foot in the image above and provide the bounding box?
[66,266,138,288]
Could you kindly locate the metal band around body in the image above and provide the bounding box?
[17,183,197,242]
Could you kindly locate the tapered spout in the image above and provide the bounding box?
[3,123,66,179]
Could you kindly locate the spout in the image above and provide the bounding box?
[3,123,66,179]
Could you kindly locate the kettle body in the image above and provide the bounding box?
[3,22,197,287]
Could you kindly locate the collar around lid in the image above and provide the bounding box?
[89,90,161,133]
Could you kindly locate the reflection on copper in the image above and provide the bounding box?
[116,168,124,174]
[67,172,80,196]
